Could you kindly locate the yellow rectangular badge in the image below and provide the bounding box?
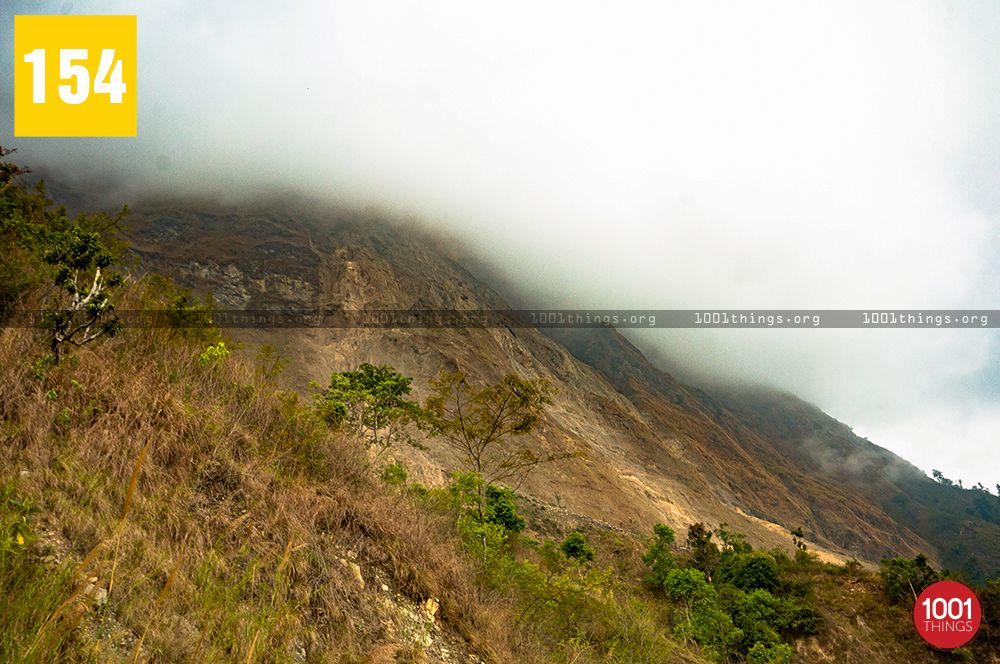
[14,15,137,137]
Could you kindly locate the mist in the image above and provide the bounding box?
[2,0,999,487]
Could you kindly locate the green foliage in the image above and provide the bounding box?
[456,511,512,569]
[662,567,713,604]
[560,530,595,562]
[441,472,526,535]
[0,147,127,362]
[643,522,821,661]
[744,588,820,643]
[41,219,126,364]
[661,569,741,659]
[314,363,420,456]
[0,484,37,558]
[197,341,230,366]
[421,371,556,486]
[642,523,676,587]
[717,551,780,592]
[879,554,939,604]
[379,460,408,487]
[30,354,56,381]
[686,522,720,577]
[715,523,752,554]
[485,484,525,533]
[790,527,808,552]
[729,590,787,648]
[746,641,793,664]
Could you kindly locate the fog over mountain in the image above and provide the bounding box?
[2,0,999,487]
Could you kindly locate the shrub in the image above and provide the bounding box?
[642,523,676,587]
[746,641,793,664]
[717,551,780,592]
[687,522,720,577]
[662,567,713,603]
[485,484,525,533]
[879,554,939,604]
[197,341,230,366]
[380,460,408,486]
[560,531,595,562]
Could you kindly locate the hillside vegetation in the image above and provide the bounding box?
[1,152,999,662]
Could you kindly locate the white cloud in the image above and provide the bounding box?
[2,0,998,484]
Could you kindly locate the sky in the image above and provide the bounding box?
[2,0,999,487]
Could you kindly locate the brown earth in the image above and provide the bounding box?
[123,203,1000,581]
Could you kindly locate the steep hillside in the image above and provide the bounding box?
[124,204,961,571]
[3,171,999,661]
[713,386,1000,582]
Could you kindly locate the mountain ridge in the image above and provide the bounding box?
[122,203,1000,580]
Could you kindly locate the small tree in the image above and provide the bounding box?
[421,371,558,516]
[879,554,939,604]
[715,523,752,555]
[560,531,594,562]
[0,146,29,193]
[314,363,420,458]
[43,221,125,363]
[717,551,780,592]
[789,527,807,552]
[643,523,677,587]
[485,484,525,533]
[686,522,720,578]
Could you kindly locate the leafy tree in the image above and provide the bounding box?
[560,531,594,562]
[0,147,127,360]
[932,469,955,486]
[642,523,677,587]
[717,551,780,593]
[42,221,126,363]
[444,472,525,532]
[662,568,740,658]
[421,371,560,517]
[314,363,421,457]
[879,554,939,604]
[485,484,525,533]
[715,523,752,555]
[746,641,793,664]
[662,567,713,604]
[686,522,720,578]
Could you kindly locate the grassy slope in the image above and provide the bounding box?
[0,179,996,661]
[0,286,524,663]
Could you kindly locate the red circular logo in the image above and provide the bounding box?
[913,580,982,649]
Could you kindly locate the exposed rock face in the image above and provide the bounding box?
[124,205,1000,577]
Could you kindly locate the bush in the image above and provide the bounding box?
[485,484,525,533]
[560,531,595,562]
[746,641,793,664]
[197,341,230,366]
[879,554,939,604]
[717,551,780,592]
[642,523,676,587]
[728,588,820,652]
[380,461,408,486]
[687,522,720,577]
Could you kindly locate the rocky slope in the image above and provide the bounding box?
[122,203,999,577]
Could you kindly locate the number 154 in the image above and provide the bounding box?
[22,48,126,105]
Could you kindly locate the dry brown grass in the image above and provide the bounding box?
[0,282,532,663]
